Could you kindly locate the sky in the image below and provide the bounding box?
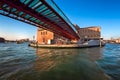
[0,0,120,40]
[0,15,37,40]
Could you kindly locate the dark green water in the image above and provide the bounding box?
[0,43,117,80]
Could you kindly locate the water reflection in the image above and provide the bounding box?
[35,48,109,80]
[83,47,103,61]
[35,49,80,71]
[1,43,118,80]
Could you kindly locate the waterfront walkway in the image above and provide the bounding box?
[29,43,105,49]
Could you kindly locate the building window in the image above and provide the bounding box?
[97,28,99,32]
[43,38,45,42]
[43,32,45,35]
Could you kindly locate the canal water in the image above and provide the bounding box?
[0,43,119,80]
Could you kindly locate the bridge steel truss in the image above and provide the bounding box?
[0,0,79,40]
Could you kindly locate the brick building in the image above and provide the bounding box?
[74,24,101,41]
[37,28,69,44]
[37,28,53,44]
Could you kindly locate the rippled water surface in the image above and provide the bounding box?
[97,43,120,80]
[0,43,118,80]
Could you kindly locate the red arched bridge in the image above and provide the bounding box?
[0,0,79,40]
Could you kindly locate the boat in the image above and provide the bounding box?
[83,40,105,46]
[16,40,23,44]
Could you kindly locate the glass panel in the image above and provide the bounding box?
[38,7,47,13]
[28,0,39,8]
[55,20,61,22]
[52,17,59,20]
[14,11,19,15]
[11,8,16,12]
[39,21,44,25]
[25,14,31,18]
[41,9,51,15]
[43,11,52,15]
[35,20,40,23]
[45,15,58,22]
[47,13,56,17]
[3,4,7,8]
[36,5,46,12]
[19,12,24,16]
[54,16,59,20]
[24,0,31,5]
[20,0,26,3]
[5,7,10,11]
[48,17,57,22]
[30,17,36,21]
[31,2,42,9]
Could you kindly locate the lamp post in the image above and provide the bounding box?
[100,37,102,47]
[33,35,35,43]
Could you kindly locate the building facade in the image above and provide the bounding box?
[37,28,54,44]
[37,28,70,44]
[74,25,101,41]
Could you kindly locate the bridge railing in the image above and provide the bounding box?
[45,0,76,31]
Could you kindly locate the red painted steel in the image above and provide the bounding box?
[0,0,79,40]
